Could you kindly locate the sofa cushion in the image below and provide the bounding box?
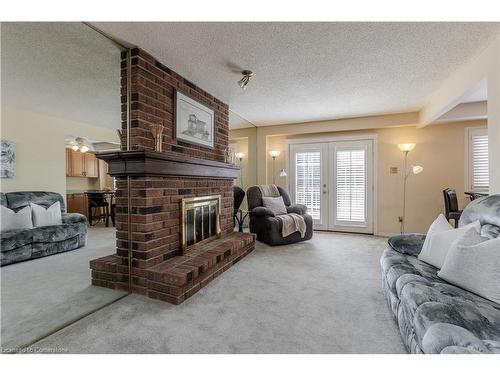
[5,191,65,212]
[381,248,440,296]
[0,244,32,266]
[438,231,500,304]
[418,220,480,269]
[31,201,62,227]
[459,194,500,236]
[31,224,80,243]
[420,214,452,254]
[398,277,500,354]
[0,205,33,231]
[423,324,500,354]
[0,228,33,252]
[262,196,287,216]
[32,236,80,259]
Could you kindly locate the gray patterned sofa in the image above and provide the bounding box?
[381,195,500,354]
[1,191,87,266]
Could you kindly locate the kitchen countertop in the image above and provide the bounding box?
[66,190,115,195]
[66,190,87,195]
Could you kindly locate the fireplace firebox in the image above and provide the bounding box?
[181,195,221,252]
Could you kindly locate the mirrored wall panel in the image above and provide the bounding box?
[1,22,127,351]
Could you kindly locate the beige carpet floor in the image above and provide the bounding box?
[28,231,406,353]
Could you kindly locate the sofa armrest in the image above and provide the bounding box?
[287,204,308,215]
[250,207,276,217]
[62,213,87,224]
[387,233,426,257]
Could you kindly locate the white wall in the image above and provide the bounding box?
[238,120,486,235]
[0,105,119,200]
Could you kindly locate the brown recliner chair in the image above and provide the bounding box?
[246,185,313,245]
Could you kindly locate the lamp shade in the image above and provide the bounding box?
[269,150,281,158]
[279,169,287,177]
[235,152,244,159]
[412,165,423,174]
[398,143,416,152]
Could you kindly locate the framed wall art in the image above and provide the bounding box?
[1,139,15,178]
[175,91,214,149]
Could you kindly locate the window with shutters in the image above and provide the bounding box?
[466,127,489,192]
[335,148,366,223]
[295,151,321,220]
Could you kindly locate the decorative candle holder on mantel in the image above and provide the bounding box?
[150,124,164,152]
[224,148,234,164]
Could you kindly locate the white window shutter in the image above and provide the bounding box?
[469,130,489,192]
[336,149,366,222]
[295,152,321,220]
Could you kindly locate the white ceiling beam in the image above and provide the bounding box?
[434,101,487,123]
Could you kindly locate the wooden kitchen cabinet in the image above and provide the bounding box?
[66,193,88,217]
[84,153,99,178]
[65,148,72,176]
[71,150,85,177]
[65,149,99,178]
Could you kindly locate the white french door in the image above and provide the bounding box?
[289,139,374,234]
[289,143,328,229]
[329,140,373,233]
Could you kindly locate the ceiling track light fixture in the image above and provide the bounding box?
[238,70,253,90]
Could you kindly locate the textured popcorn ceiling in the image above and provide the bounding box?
[93,22,498,127]
[1,22,121,130]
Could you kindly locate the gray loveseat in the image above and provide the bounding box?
[381,194,500,354]
[1,191,87,266]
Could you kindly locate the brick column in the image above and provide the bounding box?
[90,47,255,303]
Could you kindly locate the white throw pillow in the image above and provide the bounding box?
[438,228,500,304]
[420,214,453,254]
[0,205,33,232]
[418,220,481,269]
[262,196,287,216]
[31,202,62,227]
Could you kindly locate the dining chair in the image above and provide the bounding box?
[443,188,462,228]
[86,192,111,227]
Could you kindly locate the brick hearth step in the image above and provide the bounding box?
[90,232,256,304]
[145,232,255,304]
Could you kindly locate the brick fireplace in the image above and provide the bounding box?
[89,48,255,304]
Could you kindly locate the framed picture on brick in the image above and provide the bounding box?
[175,91,215,149]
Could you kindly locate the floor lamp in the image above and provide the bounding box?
[235,152,244,187]
[398,143,423,234]
[269,150,281,184]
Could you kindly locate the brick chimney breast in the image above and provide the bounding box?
[91,48,255,304]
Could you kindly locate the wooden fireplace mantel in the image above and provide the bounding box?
[97,150,240,179]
